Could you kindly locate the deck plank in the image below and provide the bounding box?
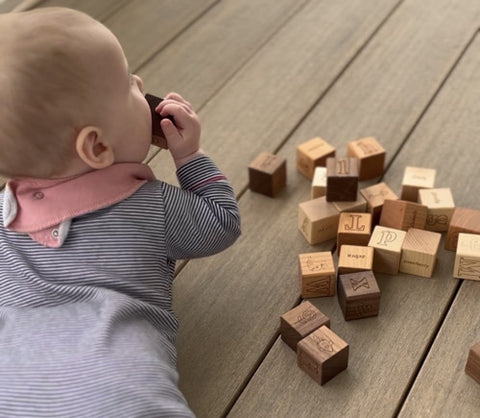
[37,0,129,21]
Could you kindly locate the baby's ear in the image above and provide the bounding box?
[75,126,114,169]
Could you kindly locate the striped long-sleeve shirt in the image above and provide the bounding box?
[0,155,241,417]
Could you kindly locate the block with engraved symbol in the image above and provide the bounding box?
[399,228,441,278]
[248,152,286,197]
[445,208,480,251]
[337,271,380,321]
[379,199,427,231]
[346,137,385,180]
[337,245,374,276]
[326,157,359,202]
[418,188,455,232]
[298,252,336,298]
[368,225,406,274]
[297,325,349,385]
[337,212,372,254]
[298,197,340,245]
[280,301,330,351]
[296,137,335,180]
[453,233,480,281]
[360,182,398,226]
[400,166,436,202]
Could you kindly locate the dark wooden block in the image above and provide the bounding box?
[379,199,427,231]
[280,301,330,351]
[145,93,174,149]
[465,341,480,384]
[337,271,380,321]
[326,157,358,202]
[248,152,286,197]
[297,326,349,385]
[445,207,480,251]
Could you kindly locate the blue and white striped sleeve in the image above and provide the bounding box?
[162,155,241,260]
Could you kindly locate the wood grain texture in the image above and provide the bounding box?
[37,0,128,21]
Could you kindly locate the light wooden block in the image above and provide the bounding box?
[445,207,480,251]
[280,301,330,351]
[337,245,374,275]
[400,166,436,202]
[297,325,349,385]
[298,252,336,297]
[368,225,407,274]
[333,194,367,213]
[418,188,455,232]
[337,212,372,254]
[298,197,340,245]
[453,233,480,281]
[360,182,398,225]
[296,137,335,180]
[465,341,480,384]
[311,166,327,199]
[326,157,358,202]
[399,228,441,278]
[248,152,286,197]
[337,271,380,321]
[379,199,428,231]
[346,137,385,180]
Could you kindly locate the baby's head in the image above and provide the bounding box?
[0,7,151,179]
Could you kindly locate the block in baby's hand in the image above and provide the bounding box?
[298,252,336,297]
[453,233,480,281]
[445,208,480,251]
[326,157,359,202]
[379,199,427,231]
[346,137,385,180]
[337,245,374,275]
[360,182,398,226]
[368,225,406,274]
[418,188,455,232]
[297,325,349,385]
[311,167,327,199]
[280,301,330,351]
[337,212,372,254]
[296,137,335,180]
[400,166,436,202]
[337,270,380,320]
[298,197,340,245]
[248,152,286,197]
[400,228,441,278]
[465,341,480,384]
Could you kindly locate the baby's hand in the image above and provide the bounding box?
[155,93,204,168]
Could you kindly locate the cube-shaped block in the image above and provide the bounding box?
[333,195,367,214]
[296,137,335,180]
[337,212,372,254]
[418,188,455,232]
[465,341,480,384]
[280,301,330,351]
[400,228,441,278]
[368,226,406,274]
[346,137,385,180]
[326,157,358,202]
[297,326,349,385]
[445,208,480,251]
[311,166,327,199]
[360,182,398,226]
[298,197,340,245]
[298,252,336,297]
[400,166,436,202]
[379,199,427,231]
[337,245,374,275]
[453,233,480,281]
[248,152,286,197]
[337,271,380,320]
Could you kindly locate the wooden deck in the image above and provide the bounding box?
[4,0,480,416]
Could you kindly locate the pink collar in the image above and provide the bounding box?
[3,163,156,248]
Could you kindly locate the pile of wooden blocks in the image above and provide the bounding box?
[248,136,480,385]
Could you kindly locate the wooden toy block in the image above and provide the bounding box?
[453,233,480,281]
[360,182,398,226]
[296,137,335,180]
[337,245,374,275]
[445,207,480,251]
[346,137,385,180]
[311,166,327,199]
[400,166,436,202]
[418,188,455,232]
[333,194,367,213]
[337,212,372,254]
[399,228,441,278]
[337,271,380,321]
[379,199,428,231]
[298,197,340,245]
[280,301,330,351]
[326,157,359,202]
[297,325,349,385]
[248,152,286,197]
[368,226,407,274]
[465,341,480,384]
[298,252,336,297]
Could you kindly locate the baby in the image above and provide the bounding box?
[0,7,240,417]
